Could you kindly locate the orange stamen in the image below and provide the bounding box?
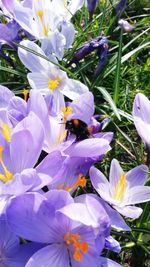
[64,232,88,262]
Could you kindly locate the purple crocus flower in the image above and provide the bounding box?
[0,20,22,66]
[0,219,43,267]
[115,0,127,18]
[90,159,150,219]
[6,190,110,267]
[69,36,108,77]
[87,0,98,20]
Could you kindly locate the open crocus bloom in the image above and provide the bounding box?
[133,93,150,148]
[90,159,150,219]
[6,190,110,267]
[18,41,89,112]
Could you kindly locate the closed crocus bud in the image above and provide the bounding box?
[115,0,127,18]
[87,0,98,19]
[118,19,135,32]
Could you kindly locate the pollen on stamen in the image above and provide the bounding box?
[48,77,62,90]
[0,120,11,142]
[114,174,126,201]
[64,231,89,262]
[23,88,29,102]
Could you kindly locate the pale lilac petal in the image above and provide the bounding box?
[61,22,75,48]
[0,169,39,196]
[27,73,49,93]
[133,117,150,147]
[90,166,110,200]
[0,219,19,254]
[114,205,143,219]
[36,151,67,177]
[74,194,110,235]
[8,96,27,126]
[25,244,70,267]
[133,93,150,124]
[18,41,50,72]
[8,243,43,267]
[58,203,100,228]
[126,165,148,187]
[0,85,14,108]
[6,192,55,243]
[126,186,150,205]
[67,92,94,124]
[65,138,111,157]
[105,236,121,253]
[10,112,44,172]
[67,0,84,18]
[109,159,124,196]
[61,79,89,100]
[12,4,34,36]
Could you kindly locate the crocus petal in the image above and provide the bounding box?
[64,138,111,157]
[6,192,55,243]
[62,79,89,100]
[114,205,143,219]
[7,243,44,267]
[90,166,111,200]
[0,168,39,196]
[58,203,100,228]
[67,92,94,124]
[133,93,150,146]
[126,186,150,205]
[12,3,35,36]
[74,194,110,235]
[133,117,150,147]
[0,219,19,254]
[18,40,50,72]
[0,85,14,108]
[109,159,124,196]
[105,236,121,253]
[126,165,148,187]
[133,93,150,123]
[68,0,84,17]
[25,244,70,267]
[27,72,49,93]
[36,151,67,177]
[87,0,98,19]
[11,112,44,172]
[61,22,75,48]
[8,96,27,126]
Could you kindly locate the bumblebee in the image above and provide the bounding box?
[66,119,91,141]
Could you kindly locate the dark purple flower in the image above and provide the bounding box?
[87,0,98,19]
[115,0,127,18]
[69,36,108,77]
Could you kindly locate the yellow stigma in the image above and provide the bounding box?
[114,174,126,201]
[64,232,88,262]
[64,0,68,8]
[36,10,49,37]
[58,174,87,192]
[23,88,29,102]
[61,106,73,123]
[48,77,62,90]
[36,10,44,20]
[0,146,13,183]
[0,120,11,142]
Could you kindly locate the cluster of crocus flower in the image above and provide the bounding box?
[0,1,150,267]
